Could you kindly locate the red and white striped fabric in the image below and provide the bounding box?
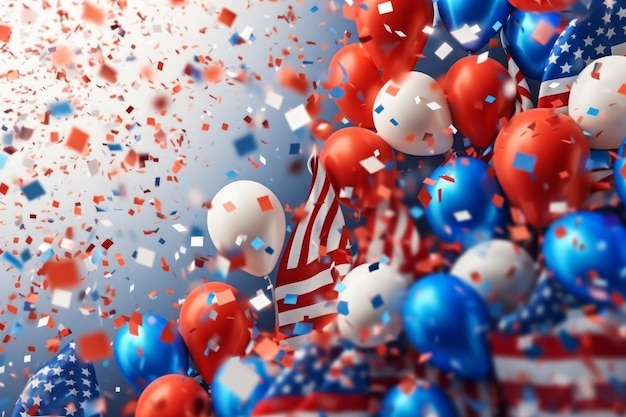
[416,312,626,417]
[274,154,352,351]
[505,51,534,115]
[352,193,420,280]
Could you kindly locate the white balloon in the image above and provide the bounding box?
[207,180,286,277]
[337,263,407,347]
[450,239,539,317]
[372,71,453,156]
[569,55,626,149]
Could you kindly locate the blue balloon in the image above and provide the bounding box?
[503,10,566,80]
[438,0,512,53]
[542,211,626,305]
[211,356,276,417]
[423,157,507,249]
[114,313,189,392]
[380,381,459,417]
[402,273,493,379]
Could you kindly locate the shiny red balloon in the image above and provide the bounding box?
[135,375,212,417]
[326,43,385,128]
[320,127,397,211]
[508,0,577,11]
[493,108,591,228]
[442,56,516,150]
[179,282,254,384]
[355,0,434,80]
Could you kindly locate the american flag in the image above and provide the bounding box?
[251,341,341,416]
[274,154,352,351]
[352,193,420,280]
[538,0,626,111]
[416,273,626,417]
[11,342,104,417]
[294,348,375,416]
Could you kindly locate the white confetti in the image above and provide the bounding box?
[453,210,472,222]
[265,91,283,110]
[435,42,453,60]
[359,156,385,174]
[190,236,204,247]
[451,24,480,45]
[217,358,262,401]
[51,289,72,309]
[378,1,393,14]
[250,290,272,311]
[136,246,156,268]
[285,104,311,131]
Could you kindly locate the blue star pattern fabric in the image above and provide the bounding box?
[499,272,587,335]
[11,342,103,417]
[538,0,626,111]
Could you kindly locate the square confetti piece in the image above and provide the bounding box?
[293,321,313,335]
[368,262,380,272]
[217,357,260,400]
[371,294,384,309]
[135,247,156,268]
[435,42,453,60]
[337,300,349,315]
[289,143,300,155]
[250,236,265,251]
[250,291,272,311]
[77,331,113,362]
[284,294,298,305]
[485,95,496,104]
[21,180,46,201]
[285,105,311,131]
[51,289,72,309]
[49,100,73,117]
[377,1,393,14]
[512,152,537,173]
[265,91,283,109]
[359,156,385,174]
[217,7,237,27]
[374,104,384,114]
[234,134,257,156]
[223,201,236,212]
[65,126,90,154]
[45,258,80,289]
[257,195,274,212]
[329,86,345,99]
[451,24,479,45]
[587,107,600,117]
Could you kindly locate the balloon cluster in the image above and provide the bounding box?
[111,0,626,415]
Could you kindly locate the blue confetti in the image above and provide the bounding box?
[49,100,73,117]
[3,252,23,270]
[587,107,600,117]
[310,5,319,12]
[293,321,313,335]
[251,236,265,251]
[485,95,496,104]
[234,133,257,156]
[226,170,238,179]
[264,246,274,255]
[389,118,399,126]
[334,282,346,292]
[21,180,46,201]
[557,329,580,352]
[289,143,300,155]
[329,86,344,99]
[374,104,384,114]
[107,143,123,151]
[512,152,537,173]
[284,294,298,305]
[371,294,384,309]
[368,262,380,272]
[337,300,349,315]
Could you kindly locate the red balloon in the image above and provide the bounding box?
[326,44,385,128]
[493,108,591,228]
[355,0,434,80]
[508,0,577,11]
[179,282,254,384]
[135,375,212,417]
[320,127,397,211]
[442,56,516,150]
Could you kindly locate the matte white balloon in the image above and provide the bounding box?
[450,239,538,317]
[337,263,407,347]
[207,180,286,277]
[569,55,626,149]
[372,71,453,156]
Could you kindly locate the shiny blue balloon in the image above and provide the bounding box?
[503,10,566,80]
[114,313,189,392]
[380,381,459,417]
[438,0,512,53]
[423,157,507,249]
[542,211,626,305]
[402,273,493,379]
[211,356,276,417]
